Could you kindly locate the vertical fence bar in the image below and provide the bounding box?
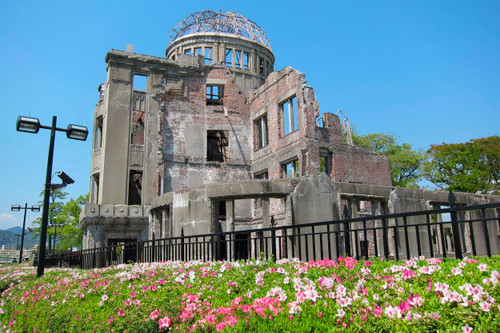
[394,218,400,260]
[425,214,434,258]
[469,218,476,256]
[180,228,185,262]
[326,224,332,259]
[343,205,351,257]
[403,216,410,259]
[382,217,389,259]
[481,208,492,257]
[271,226,276,261]
[415,224,422,257]
[450,209,463,260]
[439,221,447,259]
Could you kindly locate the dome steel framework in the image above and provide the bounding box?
[170,10,272,50]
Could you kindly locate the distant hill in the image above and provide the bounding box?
[0,227,38,250]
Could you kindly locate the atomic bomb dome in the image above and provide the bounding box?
[166,10,274,89]
[169,10,272,49]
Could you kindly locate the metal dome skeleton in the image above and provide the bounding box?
[170,10,272,50]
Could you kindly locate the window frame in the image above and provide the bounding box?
[279,96,298,136]
[206,84,224,105]
[281,158,300,178]
[320,149,332,176]
[254,114,268,150]
[204,47,213,65]
[207,130,229,162]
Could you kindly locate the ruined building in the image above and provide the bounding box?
[79,10,499,258]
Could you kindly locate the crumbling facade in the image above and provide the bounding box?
[79,11,499,257]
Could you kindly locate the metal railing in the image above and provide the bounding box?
[40,202,500,269]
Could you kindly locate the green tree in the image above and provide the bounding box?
[31,191,87,251]
[31,189,68,239]
[353,133,426,187]
[423,135,500,194]
[55,194,87,250]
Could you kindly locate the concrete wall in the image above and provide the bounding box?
[149,174,500,259]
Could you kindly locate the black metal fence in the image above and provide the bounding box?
[41,202,500,269]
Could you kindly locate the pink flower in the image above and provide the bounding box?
[479,302,491,312]
[205,314,216,324]
[226,316,238,326]
[117,310,125,316]
[149,309,161,321]
[107,317,115,325]
[402,268,416,279]
[462,324,473,333]
[478,264,488,272]
[158,316,172,330]
[216,322,226,331]
[101,294,108,302]
[130,292,136,298]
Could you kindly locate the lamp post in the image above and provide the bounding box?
[11,203,40,263]
[16,116,88,277]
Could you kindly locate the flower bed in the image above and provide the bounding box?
[0,256,499,332]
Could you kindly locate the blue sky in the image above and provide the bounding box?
[1,1,499,230]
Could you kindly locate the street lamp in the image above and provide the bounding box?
[16,116,88,277]
[11,203,40,264]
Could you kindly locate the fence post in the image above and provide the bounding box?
[449,191,463,259]
[481,208,492,257]
[342,205,351,257]
[270,216,276,261]
[180,228,185,262]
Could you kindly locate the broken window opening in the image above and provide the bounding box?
[254,114,268,149]
[184,48,192,55]
[93,116,103,150]
[206,85,224,105]
[225,49,233,67]
[218,201,227,221]
[254,170,268,179]
[91,173,100,204]
[320,150,332,176]
[204,47,213,65]
[243,52,249,69]
[131,110,145,145]
[317,117,325,128]
[207,130,229,162]
[157,173,162,197]
[133,74,147,91]
[128,170,143,205]
[281,159,300,178]
[194,47,202,56]
[235,50,242,68]
[280,96,298,136]
[258,57,265,75]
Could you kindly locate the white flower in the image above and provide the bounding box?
[462,324,473,333]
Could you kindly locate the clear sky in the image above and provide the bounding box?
[1,1,499,230]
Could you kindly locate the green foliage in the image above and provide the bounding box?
[30,191,88,251]
[1,257,499,332]
[423,135,500,194]
[353,133,426,187]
